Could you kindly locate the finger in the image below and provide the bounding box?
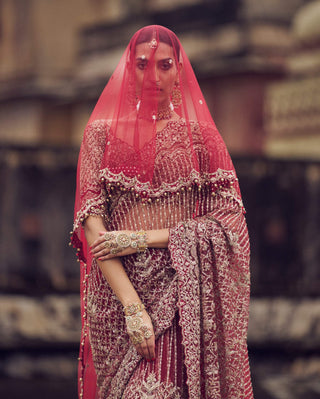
[96,245,110,256]
[97,248,126,260]
[146,342,152,361]
[90,235,106,249]
[101,254,117,260]
[133,339,148,359]
[100,246,131,259]
[139,339,151,360]
[135,343,144,358]
[91,242,109,255]
[97,255,109,261]
[95,247,110,258]
[90,242,104,254]
[92,248,107,259]
[98,253,118,261]
[146,335,156,359]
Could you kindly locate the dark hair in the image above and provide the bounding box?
[132,26,180,60]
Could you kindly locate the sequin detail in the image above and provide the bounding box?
[125,372,181,398]
[73,119,253,398]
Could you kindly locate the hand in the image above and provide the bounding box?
[90,230,143,261]
[125,308,156,361]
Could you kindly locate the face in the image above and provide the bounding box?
[135,42,179,106]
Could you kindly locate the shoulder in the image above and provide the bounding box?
[83,119,110,145]
[190,120,215,132]
[84,119,110,135]
[158,119,214,141]
[172,120,217,141]
[169,119,214,132]
[81,119,110,152]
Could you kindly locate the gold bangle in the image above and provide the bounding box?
[123,303,145,316]
[103,231,148,255]
[133,231,148,253]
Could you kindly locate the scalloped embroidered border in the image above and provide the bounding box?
[99,168,239,196]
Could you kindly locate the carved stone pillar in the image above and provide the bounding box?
[265,0,320,159]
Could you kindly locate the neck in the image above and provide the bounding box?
[137,101,173,121]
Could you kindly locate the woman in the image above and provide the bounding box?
[71,25,253,398]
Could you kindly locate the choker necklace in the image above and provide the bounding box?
[156,104,173,120]
[137,101,173,121]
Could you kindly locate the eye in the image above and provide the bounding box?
[136,60,148,70]
[160,59,174,71]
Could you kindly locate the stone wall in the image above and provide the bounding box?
[0,0,320,398]
[0,0,313,154]
[264,1,320,159]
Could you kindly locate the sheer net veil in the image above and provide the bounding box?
[91,25,237,185]
[71,25,247,398]
[73,25,242,252]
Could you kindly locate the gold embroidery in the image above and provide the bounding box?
[75,120,253,398]
[135,373,181,398]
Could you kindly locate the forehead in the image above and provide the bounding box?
[135,42,175,60]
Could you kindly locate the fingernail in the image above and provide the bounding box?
[98,258,102,261]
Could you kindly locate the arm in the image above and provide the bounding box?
[84,216,156,360]
[90,228,169,262]
[148,229,169,248]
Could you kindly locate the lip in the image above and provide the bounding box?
[144,86,162,91]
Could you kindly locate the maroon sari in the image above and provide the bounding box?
[71,26,253,398]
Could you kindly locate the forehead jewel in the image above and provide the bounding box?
[149,38,158,49]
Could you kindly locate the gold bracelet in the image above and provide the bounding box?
[123,302,145,316]
[123,303,153,345]
[131,231,148,253]
[104,231,148,254]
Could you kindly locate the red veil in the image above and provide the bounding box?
[71,26,252,398]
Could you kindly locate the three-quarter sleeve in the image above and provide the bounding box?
[72,120,109,253]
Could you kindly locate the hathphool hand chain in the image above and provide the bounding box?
[103,231,147,255]
[123,303,153,345]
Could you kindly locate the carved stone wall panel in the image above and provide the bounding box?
[0,147,78,293]
[265,76,320,158]
[235,157,320,296]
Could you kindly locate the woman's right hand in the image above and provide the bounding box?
[125,308,156,361]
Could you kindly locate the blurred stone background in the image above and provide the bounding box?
[0,0,320,398]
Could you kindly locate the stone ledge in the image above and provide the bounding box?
[248,298,320,350]
[0,295,319,351]
[0,352,78,380]
[0,295,80,349]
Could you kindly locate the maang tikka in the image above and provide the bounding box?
[171,82,182,108]
[149,38,158,48]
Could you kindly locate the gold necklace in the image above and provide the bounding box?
[156,106,172,120]
[137,102,173,121]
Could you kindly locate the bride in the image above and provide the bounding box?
[71,25,253,399]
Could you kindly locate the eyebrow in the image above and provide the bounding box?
[135,57,173,62]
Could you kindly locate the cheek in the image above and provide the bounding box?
[135,71,144,90]
[163,73,176,92]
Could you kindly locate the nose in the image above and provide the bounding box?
[150,65,159,83]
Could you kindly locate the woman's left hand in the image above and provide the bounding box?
[90,231,142,261]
